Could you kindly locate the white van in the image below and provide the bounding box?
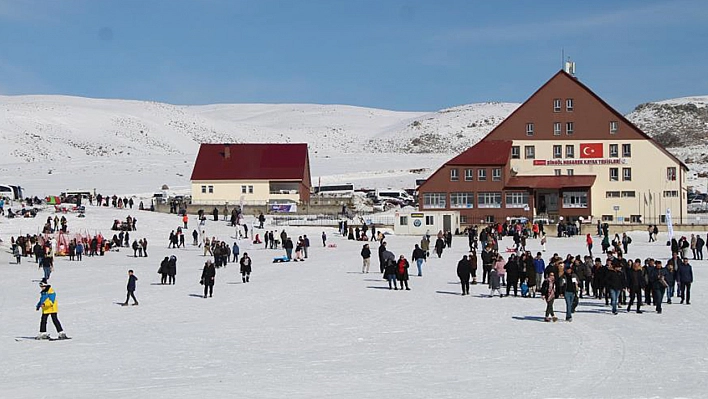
[375,189,414,204]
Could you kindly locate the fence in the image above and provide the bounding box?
[271,213,395,227]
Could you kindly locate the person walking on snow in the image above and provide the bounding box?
[35,279,68,339]
[122,270,139,306]
[240,253,252,283]
[201,260,216,298]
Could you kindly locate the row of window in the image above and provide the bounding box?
[524,121,620,137]
[553,98,574,113]
[512,143,632,160]
[602,215,644,223]
[202,185,255,194]
[450,167,502,182]
[422,191,588,209]
[609,168,632,181]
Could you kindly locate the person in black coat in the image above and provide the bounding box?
[504,255,520,297]
[378,242,387,273]
[696,236,705,260]
[649,260,668,313]
[159,257,169,284]
[627,260,645,313]
[361,244,372,274]
[123,270,138,306]
[605,264,625,315]
[678,258,694,304]
[167,255,177,285]
[457,255,472,295]
[240,253,252,283]
[201,260,216,298]
[434,237,445,258]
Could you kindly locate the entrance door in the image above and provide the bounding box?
[443,215,452,232]
[537,191,559,214]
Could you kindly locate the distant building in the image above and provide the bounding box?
[190,143,311,206]
[418,70,687,226]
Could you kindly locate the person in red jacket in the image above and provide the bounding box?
[396,255,410,290]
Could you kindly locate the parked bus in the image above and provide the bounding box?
[0,184,23,201]
[314,183,354,197]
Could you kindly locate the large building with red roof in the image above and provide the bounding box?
[418,70,688,227]
[190,143,311,206]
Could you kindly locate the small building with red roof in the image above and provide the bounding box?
[190,143,311,206]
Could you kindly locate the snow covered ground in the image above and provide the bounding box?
[0,204,706,398]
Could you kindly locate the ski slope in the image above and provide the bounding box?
[0,204,705,398]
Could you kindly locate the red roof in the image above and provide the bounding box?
[190,143,309,181]
[447,140,512,165]
[505,175,596,189]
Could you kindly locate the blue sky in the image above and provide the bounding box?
[0,0,706,113]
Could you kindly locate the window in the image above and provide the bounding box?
[505,192,529,208]
[554,169,561,176]
[478,192,502,208]
[660,215,667,223]
[492,168,502,181]
[525,145,535,159]
[566,122,574,135]
[485,215,495,223]
[248,185,254,194]
[667,167,677,181]
[609,144,618,158]
[630,215,642,223]
[511,146,520,159]
[622,168,632,181]
[663,190,679,198]
[606,191,620,198]
[460,215,468,224]
[567,169,574,176]
[609,168,619,181]
[566,98,574,111]
[553,122,561,136]
[425,215,435,225]
[399,216,408,226]
[622,144,631,157]
[621,191,636,198]
[526,123,534,136]
[241,185,247,194]
[201,185,207,194]
[602,215,614,222]
[477,169,487,181]
[450,168,459,181]
[566,145,574,158]
[610,121,619,134]
[553,145,562,159]
[562,191,587,208]
[423,193,446,209]
[464,169,473,181]
[450,192,474,208]
[553,99,562,112]
[208,185,214,194]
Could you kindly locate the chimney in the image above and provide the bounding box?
[224,145,230,159]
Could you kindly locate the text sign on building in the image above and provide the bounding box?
[533,158,627,166]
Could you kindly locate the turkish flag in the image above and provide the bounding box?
[580,143,603,158]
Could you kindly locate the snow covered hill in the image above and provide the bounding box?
[627,96,708,177]
[5,93,708,196]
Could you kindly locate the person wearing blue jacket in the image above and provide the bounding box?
[678,258,693,305]
[533,252,545,291]
[36,279,67,340]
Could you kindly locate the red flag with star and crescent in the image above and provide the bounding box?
[580,143,603,158]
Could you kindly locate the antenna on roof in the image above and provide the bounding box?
[564,56,576,76]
